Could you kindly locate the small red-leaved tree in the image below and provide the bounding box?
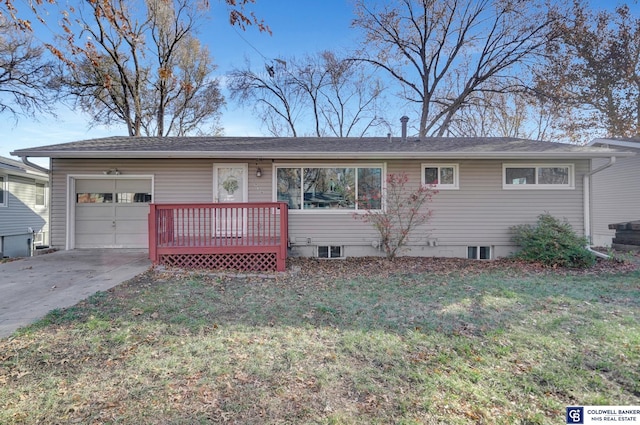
[355,172,437,259]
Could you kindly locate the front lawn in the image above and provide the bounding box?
[1,258,639,424]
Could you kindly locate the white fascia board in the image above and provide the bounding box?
[11,149,636,160]
[588,138,640,150]
[0,166,48,180]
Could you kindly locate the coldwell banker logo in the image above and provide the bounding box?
[567,406,584,424]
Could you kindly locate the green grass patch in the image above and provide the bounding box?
[1,267,638,424]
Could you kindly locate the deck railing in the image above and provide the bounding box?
[149,202,289,271]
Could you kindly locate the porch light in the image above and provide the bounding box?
[256,167,262,177]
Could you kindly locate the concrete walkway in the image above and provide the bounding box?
[0,249,151,338]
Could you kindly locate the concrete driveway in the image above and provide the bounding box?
[0,249,151,338]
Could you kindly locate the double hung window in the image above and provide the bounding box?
[35,183,46,207]
[0,175,5,207]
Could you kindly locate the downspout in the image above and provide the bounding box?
[20,156,50,175]
[583,156,616,259]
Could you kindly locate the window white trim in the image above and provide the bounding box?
[502,163,574,190]
[273,162,386,213]
[66,174,155,250]
[0,174,6,207]
[317,245,344,259]
[468,246,491,260]
[421,163,459,190]
[35,181,46,208]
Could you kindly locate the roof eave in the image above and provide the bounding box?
[588,138,640,150]
[0,166,49,179]
[10,150,635,160]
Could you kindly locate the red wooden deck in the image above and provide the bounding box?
[149,202,288,271]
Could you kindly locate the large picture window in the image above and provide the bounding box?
[276,165,383,211]
[503,164,573,189]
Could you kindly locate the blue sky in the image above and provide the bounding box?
[0,0,634,165]
[1,0,358,163]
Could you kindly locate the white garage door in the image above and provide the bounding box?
[75,178,152,248]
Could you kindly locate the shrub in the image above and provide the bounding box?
[354,172,437,259]
[511,213,596,268]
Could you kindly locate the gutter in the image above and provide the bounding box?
[20,156,50,175]
[588,138,640,149]
[9,150,637,161]
[583,156,616,259]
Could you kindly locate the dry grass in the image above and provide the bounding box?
[1,257,639,424]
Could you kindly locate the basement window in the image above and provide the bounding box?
[468,246,491,260]
[318,245,343,259]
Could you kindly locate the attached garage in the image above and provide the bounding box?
[72,177,153,248]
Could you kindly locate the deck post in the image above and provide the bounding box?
[148,204,158,263]
[278,202,289,271]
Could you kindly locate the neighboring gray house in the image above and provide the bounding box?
[0,156,49,257]
[588,138,640,247]
[11,136,633,262]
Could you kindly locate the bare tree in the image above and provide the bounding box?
[352,0,559,137]
[56,0,223,137]
[317,51,387,137]
[228,59,304,136]
[1,0,268,34]
[0,19,57,120]
[446,90,556,140]
[534,2,640,143]
[228,51,387,137]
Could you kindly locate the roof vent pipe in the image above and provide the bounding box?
[400,116,409,142]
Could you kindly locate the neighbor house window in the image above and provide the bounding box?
[422,164,459,189]
[0,175,5,207]
[35,182,45,207]
[276,165,383,211]
[33,231,44,246]
[503,164,573,189]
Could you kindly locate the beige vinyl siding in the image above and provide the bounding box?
[275,160,382,248]
[284,159,586,252]
[51,157,588,257]
[0,174,49,238]
[590,153,640,246]
[408,159,586,247]
[50,158,273,248]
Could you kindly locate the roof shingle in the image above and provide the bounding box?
[10,136,633,159]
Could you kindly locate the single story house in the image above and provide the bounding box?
[587,138,640,247]
[10,136,634,270]
[0,156,49,257]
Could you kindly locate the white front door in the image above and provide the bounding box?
[213,164,248,236]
